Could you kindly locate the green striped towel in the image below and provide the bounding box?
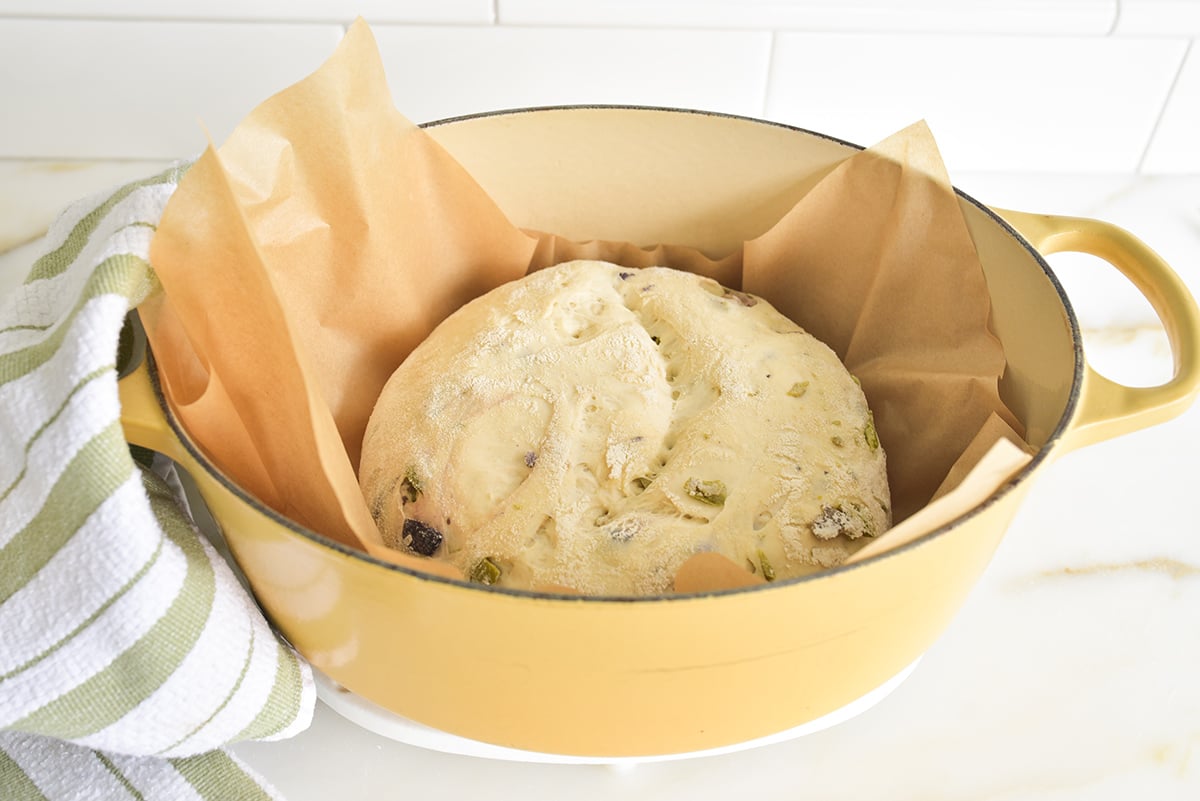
[1,167,315,799]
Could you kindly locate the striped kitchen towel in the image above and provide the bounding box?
[0,167,315,800]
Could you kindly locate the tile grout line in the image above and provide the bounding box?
[0,14,1125,38]
[0,13,498,28]
[1135,37,1192,174]
[761,30,777,118]
[0,13,345,25]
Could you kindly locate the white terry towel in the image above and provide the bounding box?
[0,167,315,800]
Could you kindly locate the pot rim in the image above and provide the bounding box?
[145,103,1085,603]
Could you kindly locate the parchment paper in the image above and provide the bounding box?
[142,19,1029,589]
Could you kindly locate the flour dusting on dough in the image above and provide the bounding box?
[359,261,891,596]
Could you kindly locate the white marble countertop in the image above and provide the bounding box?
[2,161,1197,800]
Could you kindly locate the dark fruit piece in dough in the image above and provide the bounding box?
[402,518,443,556]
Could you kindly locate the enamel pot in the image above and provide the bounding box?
[120,107,1200,759]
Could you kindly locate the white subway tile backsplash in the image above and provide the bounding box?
[1,8,1196,174]
[498,0,1117,36]
[1141,42,1200,172]
[0,1,491,24]
[371,25,772,123]
[1115,1,1200,36]
[0,19,343,160]
[765,33,1188,173]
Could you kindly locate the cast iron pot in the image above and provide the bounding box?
[119,107,1200,758]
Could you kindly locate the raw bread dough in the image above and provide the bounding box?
[359,260,890,595]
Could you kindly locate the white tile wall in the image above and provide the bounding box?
[0,4,1197,173]
[766,33,1188,172]
[0,1,492,24]
[1142,40,1200,172]
[372,25,771,123]
[1116,0,1200,35]
[499,0,1119,36]
[0,19,343,160]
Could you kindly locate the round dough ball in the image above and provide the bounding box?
[359,260,890,596]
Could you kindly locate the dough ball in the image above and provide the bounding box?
[359,260,890,596]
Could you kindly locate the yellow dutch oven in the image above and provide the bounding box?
[118,108,1200,758]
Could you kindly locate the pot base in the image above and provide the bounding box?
[314,657,922,764]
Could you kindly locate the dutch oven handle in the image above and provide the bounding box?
[995,208,1200,451]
